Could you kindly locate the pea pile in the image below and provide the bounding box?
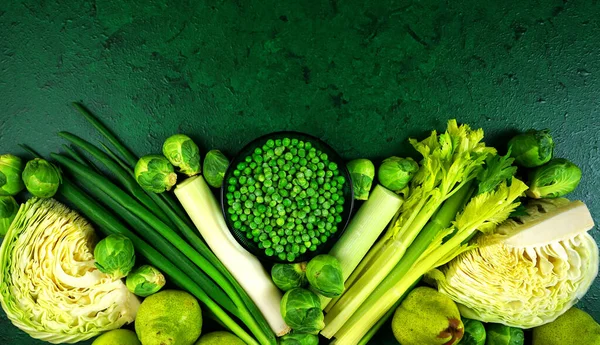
[224,137,346,262]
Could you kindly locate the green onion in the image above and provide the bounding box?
[59,132,175,228]
[61,144,101,173]
[68,105,275,343]
[71,102,138,167]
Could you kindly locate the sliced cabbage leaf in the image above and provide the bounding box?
[0,198,139,343]
[434,198,598,329]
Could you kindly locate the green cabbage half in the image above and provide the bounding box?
[434,198,598,329]
[0,198,139,343]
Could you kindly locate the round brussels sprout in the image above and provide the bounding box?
[134,155,178,193]
[0,154,25,196]
[126,265,166,297]
[271,262,307,292]
[280,288,324,334]
[526,158,581,199]
[485,324,524,345]
[203,149,229,188]
[305,254,344,298]
[22,158,61,198]
[458,319,486,345]
[94,234,135,279]
[347,158,375,200]
[0,196,18,236]
[163,134,201,176]
[279,333,319,345]
[378,156,419,193]
[508,129,554,168]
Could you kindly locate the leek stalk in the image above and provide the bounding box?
[175,176,290,336]
[320,184,403,309]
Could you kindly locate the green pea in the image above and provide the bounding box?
[265,248,274,256]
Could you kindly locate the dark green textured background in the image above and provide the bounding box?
[1,0,599,344]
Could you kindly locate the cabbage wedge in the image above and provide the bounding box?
[0,198,139,343]
[435,198,598,328]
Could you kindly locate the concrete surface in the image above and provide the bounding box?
[1,0,599,344]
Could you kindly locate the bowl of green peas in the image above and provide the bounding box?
[221,131,354,263]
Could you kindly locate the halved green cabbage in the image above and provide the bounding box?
[0,198,139,343]
[435,198,598,329]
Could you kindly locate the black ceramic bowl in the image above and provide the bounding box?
[221,131,354,263]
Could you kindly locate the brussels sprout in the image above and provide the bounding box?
[163,134,201,176]
[126,265,166,297]
[508,129,554,168]
[134,155,178,193]
[458,319,486,345]
[22,158,61,198]
[94,234,135,279]
[305,254,344,298]
[279,333,319,345]
[271,262,307,291]
[526,158,581,199]
[377,156,419,192]
[0,154,25,196]
[0,196,18,236]
[280,288,324,334]
[203,149,229,188]
[485,324,524,345]
[347,159,375,200]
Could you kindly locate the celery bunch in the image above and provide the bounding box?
[322,120,528,344]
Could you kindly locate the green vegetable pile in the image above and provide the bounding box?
[0,103,597,345]
[224,137,347,261]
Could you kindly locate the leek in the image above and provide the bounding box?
[321,120,495,338]
[174,176,290,336]
[332,178,528,344]
[320,184,403,309]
